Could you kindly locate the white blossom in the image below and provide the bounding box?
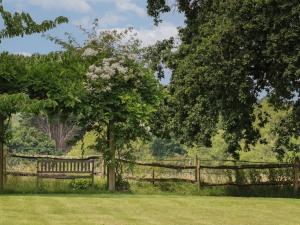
[111,62,121,70]
[103,58,113,63]
[86,72,98,80]
[103,66,116,77]
[100,73,111,80]
[85,54,133,92]
[117,66,128,74]
[123,75,130,81]
[82,48,98,57]
[95,67,103,74]
[89,65,96,72]
[102,86,112,92]
[127,54,137,60]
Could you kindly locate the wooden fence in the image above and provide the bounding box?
[4,153,300,193]
[120,157,300,193]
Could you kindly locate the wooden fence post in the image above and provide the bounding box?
[294,157,299,194]
[152,169,155,185]
[36,160,40,190]
[195,156,201,190]
[197,158,201,191]
[234,161,240,185]
[3,148,6,184]
[195,156,198,182]
[91,160,95,186]
[189,159,192,179]
[100,156,106,178]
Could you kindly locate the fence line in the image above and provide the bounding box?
[5,153,300,193]
[118,158,195,170]
[120,157,300,193]
[118,159,294,170]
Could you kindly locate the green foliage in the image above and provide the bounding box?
[272,103,300,160]
[115,178,130,192]
[0,3,68,128]
[7,125,56,154]
[0,53,56,117]
[147,0,171,25]
[0,0,68,41]
[70,179,92,191]
[68,131,98,157]
[239,99,283,161]
[147,0,300,158]
[6,115,56,154]
[150,138,186,158]
[143,38,174,79]
[25,51,87,114]
[186,130,232,161]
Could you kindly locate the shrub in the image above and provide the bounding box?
[70,179,92,190]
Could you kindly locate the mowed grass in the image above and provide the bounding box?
[0,195,299,225]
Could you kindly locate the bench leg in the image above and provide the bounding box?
[91,174,94,186]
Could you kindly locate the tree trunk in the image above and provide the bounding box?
[0,115,5,192]
[108,120,116,191]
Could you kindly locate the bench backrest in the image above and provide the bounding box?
[37,159,95,174]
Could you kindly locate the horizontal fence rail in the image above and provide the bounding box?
[200,163,293,170]
[118,159,195,170]
[119,159,295,170]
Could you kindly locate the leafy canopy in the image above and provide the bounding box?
[147,0,300,158]
[0,0,68,41]
[0,1,68,118]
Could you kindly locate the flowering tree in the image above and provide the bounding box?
[81,28,162,191]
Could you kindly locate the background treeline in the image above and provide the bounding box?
[7,97,300,163]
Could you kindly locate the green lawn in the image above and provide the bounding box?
[0,194,299,225]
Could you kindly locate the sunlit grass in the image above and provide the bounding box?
[0,194,299,225]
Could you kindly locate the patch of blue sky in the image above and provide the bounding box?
[1,0,184,55]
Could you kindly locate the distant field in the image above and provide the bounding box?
[0,194,299,225]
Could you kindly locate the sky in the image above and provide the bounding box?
[0,0,184,53]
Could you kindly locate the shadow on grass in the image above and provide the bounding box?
[130,182,300,199]
[1,176,299,199]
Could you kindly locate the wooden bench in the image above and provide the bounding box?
[37,159,95,187]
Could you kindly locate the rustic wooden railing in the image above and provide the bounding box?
[120,157,300,193]
[4,153,300,193]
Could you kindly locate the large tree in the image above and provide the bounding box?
[147,0,300,158]
[0,0,68,190]
[24,51,86,152]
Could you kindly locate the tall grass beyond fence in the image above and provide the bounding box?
[2,153,300,195]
